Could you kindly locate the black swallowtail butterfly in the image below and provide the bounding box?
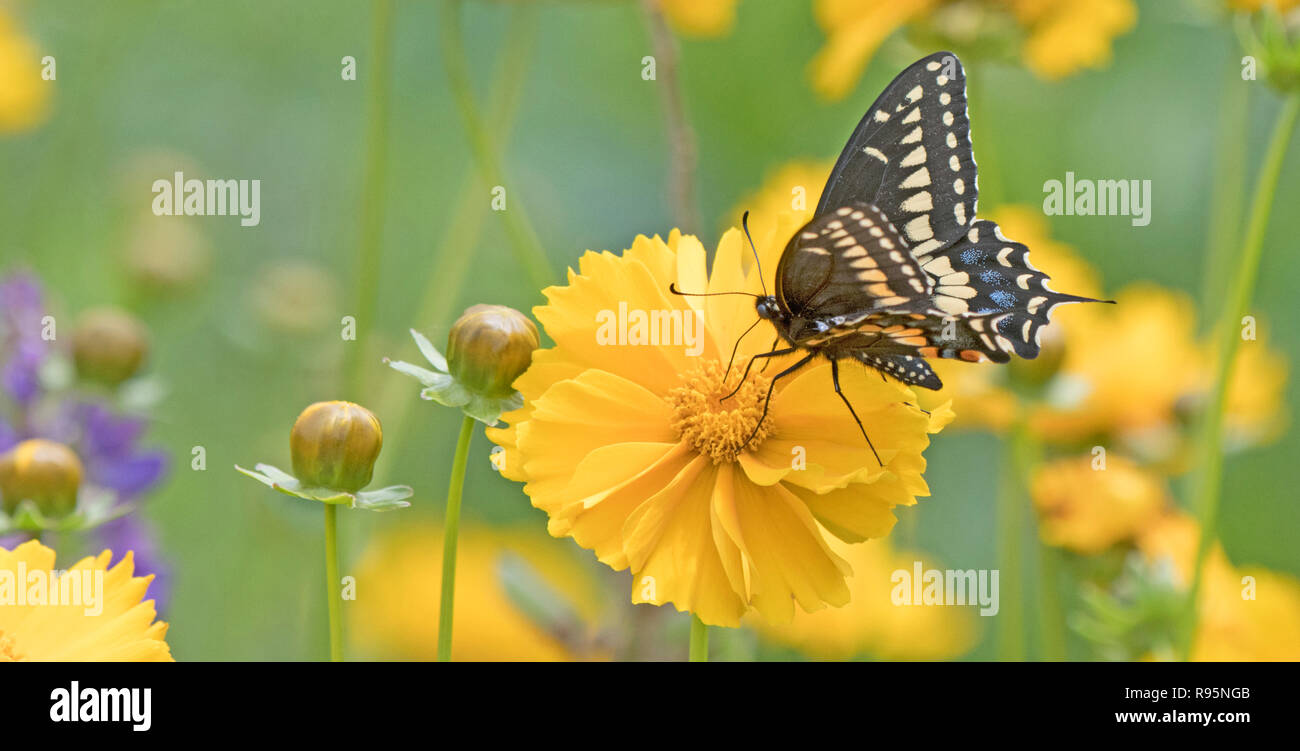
[675,51,1108,462]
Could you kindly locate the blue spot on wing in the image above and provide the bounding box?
[990,290,1015,308]
[980,270,1003,285]
[960,247,982,265]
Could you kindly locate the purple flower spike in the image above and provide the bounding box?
[0,273,51,405]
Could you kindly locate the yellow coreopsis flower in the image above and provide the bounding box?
[1009,0,1137,80]
[0,9,50,133]
[488,229,952,627]
[1030,454,1168,554]
[1030,284,1287,452]
[348,524,607,661]
[661,0,740,37]
[808,0,1137,100]
[757,538,977,659]
[1137,512,1300,661]
[0,541,172,661]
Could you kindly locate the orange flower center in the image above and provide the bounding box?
[668,360,774,463]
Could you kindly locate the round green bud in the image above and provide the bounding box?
[0,439,83,518]
[290,401,383,493]
[447,304,539,398]
[72,307,150,386]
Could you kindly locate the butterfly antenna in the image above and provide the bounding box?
[667,283,758,298]
[741,211,768,297]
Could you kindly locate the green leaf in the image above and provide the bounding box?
[410,328,449,372]
[353,485,414,511]
[384,358,444,386]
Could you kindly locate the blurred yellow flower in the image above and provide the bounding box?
[809,0,938,100]
[1031,284,1287,453]
[1009,0,1137,80]
[757,538,977,659]
[0,9,49,133]
[488,229,952,627]
[0,541,172,661]
[808,0,1137,100]
[661,0,740,37]
[1138,512,1300,661]
[349,524,607,661]
[1030,454,1168,554]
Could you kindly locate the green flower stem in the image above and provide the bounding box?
[324,503,343,662]
[995,419,1029,661]
[344,0,395,401]
[1179,93,1300,661]
[639,0,700,232]
[437,415,476,661]
[376,6,537,450]
[1201,66,1250,315]
[438,0,552,292]
[1036,541,1067,660]
[689,614,709,662]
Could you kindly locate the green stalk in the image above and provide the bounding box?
[1179,94,1300,660]
[438,0,552,291]
[437,415,476,661]
[1201,65,1250,315]
[344,0,395,401]
[688,614,709,662]
[374,5,538,454]
[995,420,1028,660]
[324,504,343,662]
[1036,541,1067,660]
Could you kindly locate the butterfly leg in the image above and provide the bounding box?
[724,317,763,381]
[759,337,781,372]
[721,344,799,402]
[830,357,883,467]
[740,352,816,450]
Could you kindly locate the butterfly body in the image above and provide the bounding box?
[748,52,1103,395]
[687,51,1108,460]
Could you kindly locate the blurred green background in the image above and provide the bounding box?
[2,0,1297,659]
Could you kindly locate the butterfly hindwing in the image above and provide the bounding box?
[776,203,933,320]
[917,220,1101,358]
[816,51,978,258]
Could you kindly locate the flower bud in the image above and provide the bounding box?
[72,307,150,386]
[0,439,83,517]
[290,401,383,492]
[447,304,539,398]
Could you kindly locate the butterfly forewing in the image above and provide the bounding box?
[777,203,933,320]
[817,51,978,258]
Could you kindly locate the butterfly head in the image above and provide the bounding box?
[754,295,783,323]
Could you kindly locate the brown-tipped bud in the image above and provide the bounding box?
[290,401,383,492]
[447,304,539,398]
[72,307,150,386]
[0,439,83,518]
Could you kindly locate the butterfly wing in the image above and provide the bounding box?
[817,51,978,258]
[776,202,933,320]
[916,220,1105,358]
